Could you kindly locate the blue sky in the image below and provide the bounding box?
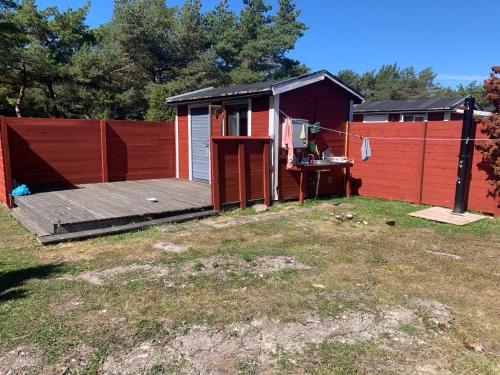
[37,0,498,88]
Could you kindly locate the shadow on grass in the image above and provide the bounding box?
[0,264,63,303]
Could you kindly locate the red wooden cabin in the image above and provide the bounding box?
[167,70,365,207]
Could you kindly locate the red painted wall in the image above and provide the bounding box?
[106,120,175,181]
[251,96,270,137]
[212,138,269,205]
[7,117,102,189]
[0,120,7,205]
[178,105,189,180]
[349,121,499,215]
[0,117,176,196]
[279,80,352,199]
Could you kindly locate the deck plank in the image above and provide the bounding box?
[13,178,213,235]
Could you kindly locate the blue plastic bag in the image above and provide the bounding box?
[12,184,31,197]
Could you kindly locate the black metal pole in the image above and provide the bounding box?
[452,96,476,214]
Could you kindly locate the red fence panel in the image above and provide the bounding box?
[6,117,102,190]
[106,120,176,181]
[0,116,12,206]
[211,136,271,210]
[349,120,499,216]
[0,116,176,207]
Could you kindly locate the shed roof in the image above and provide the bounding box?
[353,97,467,114]
[166,70,365,105]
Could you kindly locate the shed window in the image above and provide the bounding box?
[227,104,248,136]
[402,113,426,122]
[363,114,387,123]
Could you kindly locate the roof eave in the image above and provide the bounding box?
[353,108,457,114]
[166,90,273,105]
[272,71,365,102]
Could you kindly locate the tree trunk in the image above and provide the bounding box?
[14,64,26,118]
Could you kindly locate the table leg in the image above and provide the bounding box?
[345,166,351,198]
[299,170,306,205]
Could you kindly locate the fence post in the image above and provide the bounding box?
[0,116,13,208]
[99,119,108,182]
[263,139,271,206]
[344,121,351,197]
[238,142,247,209]
[416,121,428,204]
[211,139,221,211]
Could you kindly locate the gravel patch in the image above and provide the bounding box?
[152,242,187,253]
[101,306,423,374]
[426,251,462,260]
[57,256,310,285]
[411,298,455,330]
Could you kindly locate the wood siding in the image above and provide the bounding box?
[7,117,102,189]
[0,117,9,205]
[178,105,189,179]
[279,80,351,199]
[211,137,271,209]
[251,96,270,136]
[0,117,176,199]
[349,121,499,216]
[106,120,176,182]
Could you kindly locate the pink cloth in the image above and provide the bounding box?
[282,117,294,169]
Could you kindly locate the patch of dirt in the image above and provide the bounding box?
[152,242,187,253]
[426,251,462,260]
[411,298,455,330]
[50,296,85,315]
[57,256,310,285]
[57,264,173,285]
[0,345,42,374]
[0,344,96,375]
[180,256,310,277]
[101,306,427,374]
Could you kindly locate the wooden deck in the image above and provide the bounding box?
[11,179,216,244]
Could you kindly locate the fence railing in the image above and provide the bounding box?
[210,136,271,210]
[348,120,499,216]
[0,116,175,207]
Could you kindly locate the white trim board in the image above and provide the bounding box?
[272,94,280,201]
[187,105,193,181]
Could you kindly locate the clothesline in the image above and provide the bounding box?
[278,110,500,143]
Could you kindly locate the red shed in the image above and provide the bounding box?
[167,70,364,204]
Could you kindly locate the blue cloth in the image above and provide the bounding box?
[361,137,371,161]
[12,184,30,197]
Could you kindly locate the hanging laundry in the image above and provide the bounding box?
[281,117,291,149]
[361,137,371,161]
[299,123,306,140]
[283,117,295,169]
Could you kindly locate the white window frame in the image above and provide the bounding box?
[444,112,451,121]
[363,114,388,123]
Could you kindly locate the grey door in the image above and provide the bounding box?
[190,107,210,182]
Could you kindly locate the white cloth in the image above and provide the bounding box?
[361,137,371,161]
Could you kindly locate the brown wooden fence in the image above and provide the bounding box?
[0,116,175,207]
[348,120,499,216]
[211,136,271,210]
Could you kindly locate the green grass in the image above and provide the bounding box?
[0,198,498,374]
